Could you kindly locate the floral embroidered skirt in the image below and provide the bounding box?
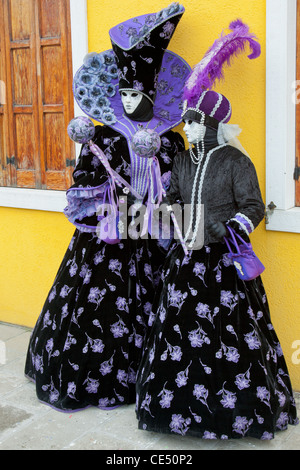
[25,230,161,412]
[135,242,299,439]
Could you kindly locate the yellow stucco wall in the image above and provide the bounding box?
[0,0,299,390]
[0,207,74,326]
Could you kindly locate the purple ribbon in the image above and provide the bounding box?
[89,140,188,255]
[89,141,142,200]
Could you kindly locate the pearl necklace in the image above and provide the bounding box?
[188,112,205,165]
[189,139,205,165]
[184,143,228,248]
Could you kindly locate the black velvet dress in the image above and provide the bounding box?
[135,141,299,439]
[25,125,184,412]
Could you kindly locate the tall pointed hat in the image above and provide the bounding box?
[109,2,185,104]
[72,3,190,131]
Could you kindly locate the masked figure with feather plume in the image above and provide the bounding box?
[135,20,298,439]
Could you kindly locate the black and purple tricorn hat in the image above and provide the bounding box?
[109,2,185,105]
[72,3,191,131]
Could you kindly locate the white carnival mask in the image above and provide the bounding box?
[121,90,143,114]
[183,120,206,144]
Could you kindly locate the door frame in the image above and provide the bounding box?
[0,0,88,212]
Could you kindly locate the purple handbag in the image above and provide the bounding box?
[224,225,265,281]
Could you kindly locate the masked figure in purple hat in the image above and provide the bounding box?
[136,20,298,440]
[24,3,191,412]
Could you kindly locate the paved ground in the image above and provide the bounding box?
[0,321,299,451]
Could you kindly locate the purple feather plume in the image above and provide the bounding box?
[183,19,261,107]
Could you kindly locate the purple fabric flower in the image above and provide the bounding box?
[84,377,99,394]
[116,297,129,312]
[158,387,174,408]
[232,416,253,436]
[169,414,191,435]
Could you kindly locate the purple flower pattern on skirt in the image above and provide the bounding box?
[25,125,184,412]
[136,242,298,439]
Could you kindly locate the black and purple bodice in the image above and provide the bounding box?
[64,124,185,233]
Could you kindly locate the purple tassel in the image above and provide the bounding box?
[183,19,261,107]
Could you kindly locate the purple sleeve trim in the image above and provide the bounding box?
[229,213,254,235]
[66,181,108,199]
[64,181,110,226]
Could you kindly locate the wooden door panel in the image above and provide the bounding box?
[1,0,75,191]
[15,114,35,169]
[39,0,62,38]
[44,111,70,190]
[0,114,6,186]
[45,173,66,190]
[12,48,33,105]
[16,170,36,187]
[9,0,32,41]
[0,2,8,186]
[44,112,65,170]
[41,46,64,104]
[14,112,38,187]
[39,0,75,189]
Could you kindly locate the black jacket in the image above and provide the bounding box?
[166,145,265,245]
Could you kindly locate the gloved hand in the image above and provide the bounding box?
[126,192,139,207]
[207,221,229,240]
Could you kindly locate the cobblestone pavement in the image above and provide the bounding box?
[0,322,299,451]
